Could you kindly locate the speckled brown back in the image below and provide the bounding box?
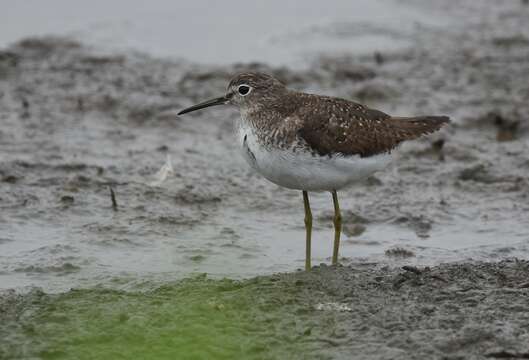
[290,93,449,157]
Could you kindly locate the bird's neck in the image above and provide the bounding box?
[239,91,298,131]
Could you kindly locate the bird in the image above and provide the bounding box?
[178,72,449,271]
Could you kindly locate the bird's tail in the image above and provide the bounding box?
[389,116,450,140]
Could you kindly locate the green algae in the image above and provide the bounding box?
[3,261,529,359]
[1,275,324,360]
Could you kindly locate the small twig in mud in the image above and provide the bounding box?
[109,186,118,211]
[402,266,423,275]
[518,282,529,289]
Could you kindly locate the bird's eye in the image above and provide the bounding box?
[237,85,251,96]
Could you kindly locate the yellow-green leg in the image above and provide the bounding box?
[302,190,312,271]
[331,190,342,265]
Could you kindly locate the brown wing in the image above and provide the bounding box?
[295,95,449,157]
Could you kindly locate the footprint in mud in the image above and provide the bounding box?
[182,248,219,263]
[385,246,415,258]
[319,209,432,240]
[392,215,432,239]
[14,262,81,275]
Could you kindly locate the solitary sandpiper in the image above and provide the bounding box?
[178,72,449,271]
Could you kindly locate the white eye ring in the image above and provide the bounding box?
[237,84,252,96]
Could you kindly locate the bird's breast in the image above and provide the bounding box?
[235,117,392,191]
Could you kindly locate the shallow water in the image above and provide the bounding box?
[1,0,529,294]
[0,0,451,67]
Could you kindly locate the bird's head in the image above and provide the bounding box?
[177,72,287,115]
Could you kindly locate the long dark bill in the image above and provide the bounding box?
[177,95,229,115]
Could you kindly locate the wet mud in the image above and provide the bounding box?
[1,0,529,358]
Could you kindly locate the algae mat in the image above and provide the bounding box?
[2,261,529,359]
[1,276,316,359]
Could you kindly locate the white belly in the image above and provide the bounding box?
[237,124,392,191]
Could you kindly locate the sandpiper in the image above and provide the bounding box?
[178,72,449,271]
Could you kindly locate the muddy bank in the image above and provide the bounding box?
[1,260,529,359]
